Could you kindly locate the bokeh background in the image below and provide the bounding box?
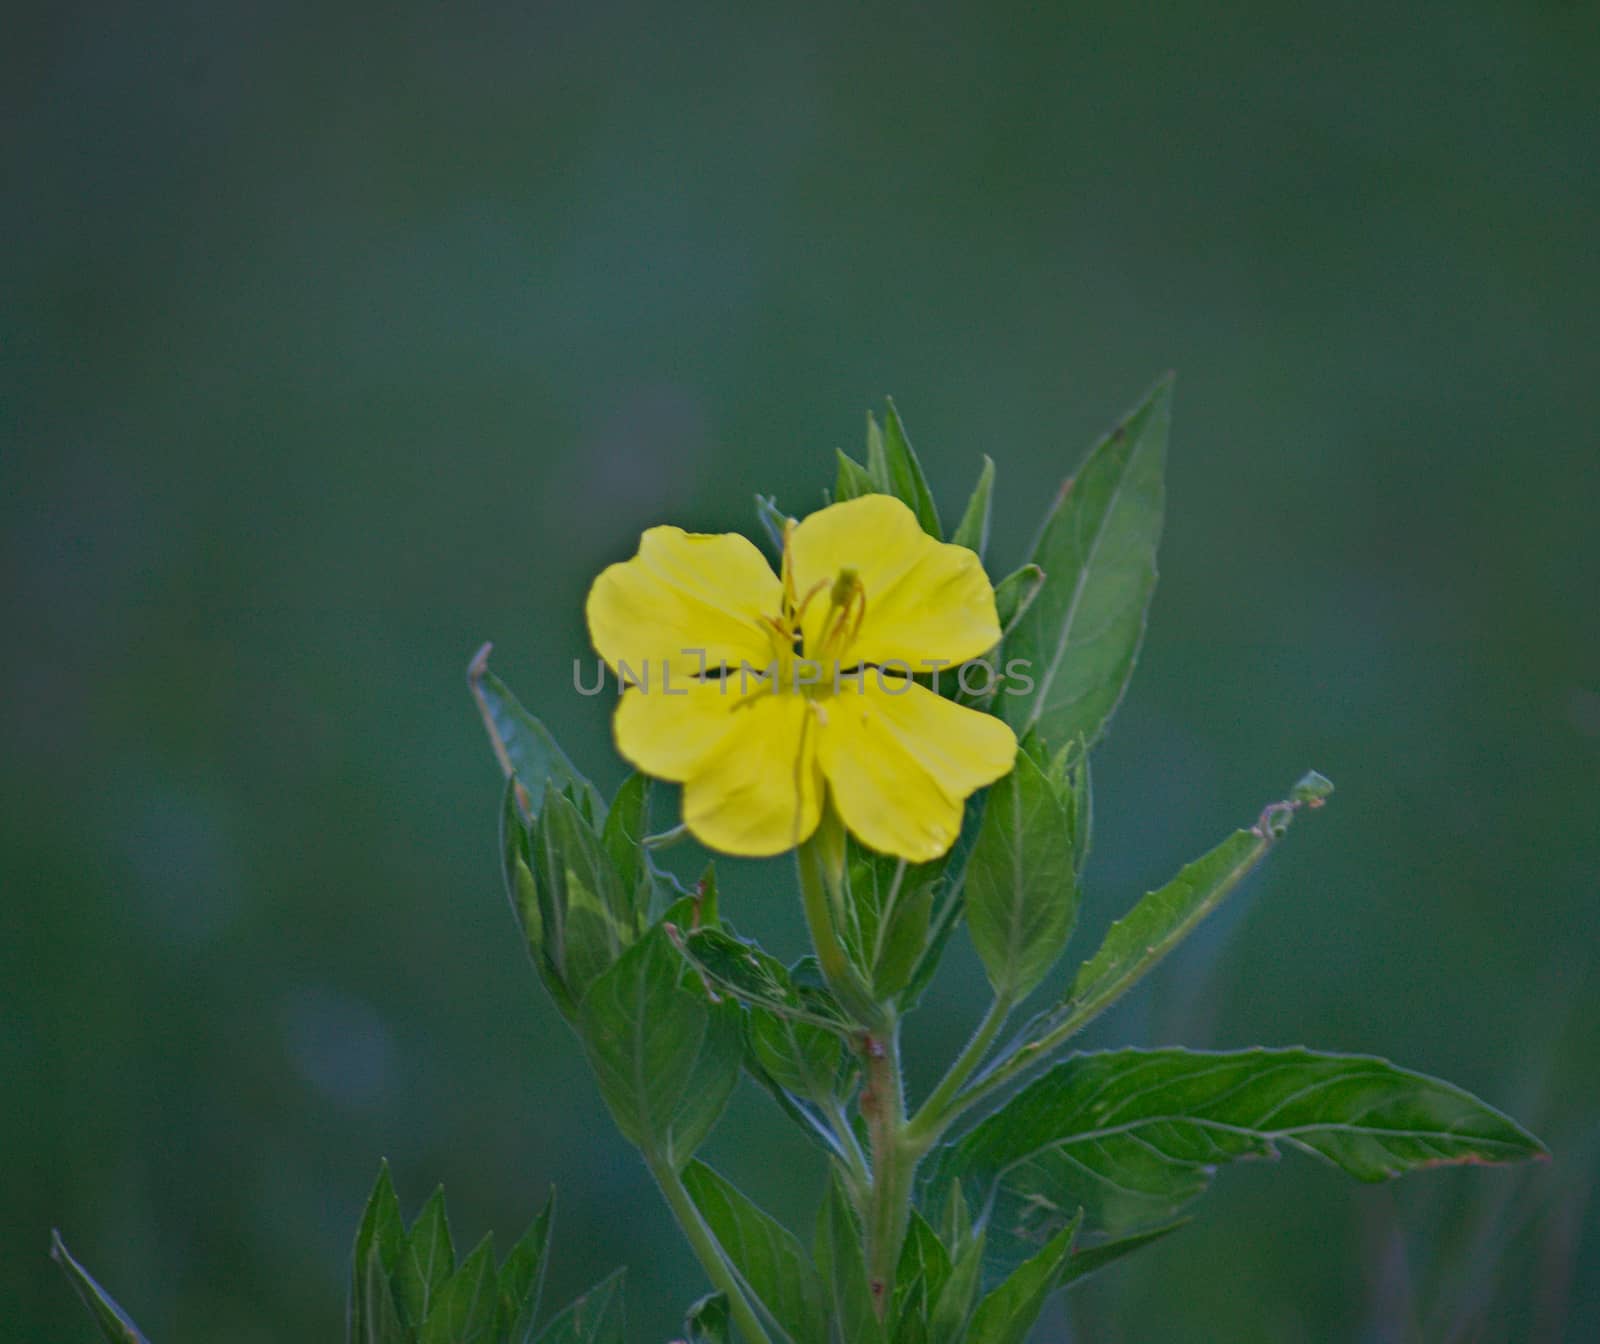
[5,2,1598,1340]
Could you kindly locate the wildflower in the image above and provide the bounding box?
[585,495,1016,861]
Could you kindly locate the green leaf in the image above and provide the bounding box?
[469,646,604,820]
[925,1223,985,1344]
[394,1188,454,1327]
[579,926,743,1169]
[674,928,852,1036]
[502,783,577,1019]
[879,399,943,538]
[897,798,987,1012]
[684,1293,732,1343]
[350,1162,410,1344]
[815,1175,886,1344]
[534,1270,626,1344]
[1023,777,1329,1047]
[682,1160,828,1344]
[600,772,655,928]
[419,1235,497,1344]
[835,451,880,503]
[936,1048,1547,1278]
[889,1211,952,1343]
[533,790,638,1004]
[1001,377,1171,750]
[992,566,1045,635]
[965,1216,1079,1344]
[50,1232,151,1344]
[495,1191,554,1343]
[1056,1219,1187,1287]
[964,747,1077,1001]
[755,494,791,555]
[841,843,944,1000]
[950,456,995,557]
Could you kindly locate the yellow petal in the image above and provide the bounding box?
[587,527,783,679]
[681,692,824,857]
[817,674,1017,862]
[613,676,748,782]
[788,495,1000,669]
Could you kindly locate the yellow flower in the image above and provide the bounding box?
[585,494,1017,862]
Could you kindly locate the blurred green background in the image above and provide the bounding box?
[5,2,1597,1340]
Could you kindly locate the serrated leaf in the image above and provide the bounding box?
[879,400,943,538]
[534,1269,626,1344]
[835,451,880,503]
[350,1162,409,1344]
[495,1191,554,1343]
[965,1215,1079,1344]
[815,1175,885,1344]
[1001,377,1170,750]
[50,1232,151,1344]
[683,1161,828,1344]
[419,1235,497,1344]
[950,456,995,557]
[964,747,1077,1001]
[469,648,604,820]
[936,1048,1547,1279]
[579,926,743,1170]
[394,1189,454,1327]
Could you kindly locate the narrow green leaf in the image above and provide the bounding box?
[579,927,743,1169]
[964,748,1077,1001]
[1001,377,1171,750]
[1056,1219,1187,1286]
[50,1232,151,1344]
[418,1235,497,1344]
[600,772,654,933]
[937,1048,1547,1278]
[865,413,890,490]
[755,495,791,555]
[815,1175,886,1344]
[890,1211,951,1343]
[1024,775,1331,1050]
[683,1160,828,1344]
[502,782,577,1019]
[950,456,996,557]
[394,1188,454,1327]
[350,1162,408,1344]
[835,451,880,503]
[684,1293,732,1343]
[534,791,636,1004]
[897,797,986,1012]
[881,399,943,538]
[843,844,944,1000]
[992,566,1045,635]
[496,1191,555,1343]
[534,1269,626,1344]
[965,1216,1080,1344]
[925,1224,985,1344]
[468,646,604,820]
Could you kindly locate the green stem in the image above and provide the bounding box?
[905,993,1012,1152]
[860,1019,912,1319]
[649,1156,774,1344]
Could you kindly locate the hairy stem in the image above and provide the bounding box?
[649,1156,775,1344]
[859,1020,912,1319]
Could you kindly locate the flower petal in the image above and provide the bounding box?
[788,495,1000,670]
[613,676,747,782]
[681,693,825,857]
[587,526,783,678]
[817,674,1017,862]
